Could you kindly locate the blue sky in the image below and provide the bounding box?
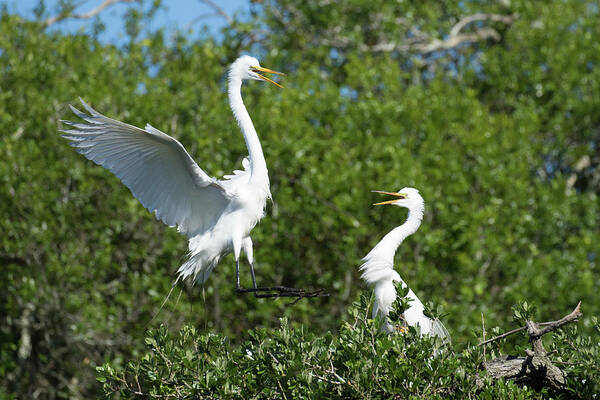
[5,0,248,43]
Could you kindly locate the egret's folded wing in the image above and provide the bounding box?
[359,253,396,286]
[221,157,250,191]
[61,98,230,237]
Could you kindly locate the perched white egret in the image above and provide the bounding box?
[61,56,322,299]
[359,188,449,338]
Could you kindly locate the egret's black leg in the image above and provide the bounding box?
[249,262,258,290]
[235,259,240,290]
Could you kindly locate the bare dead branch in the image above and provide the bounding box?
[43,0,136,28]
[449,13,517,37]
[410,13,517,54]
[198,0,233,25]
[479,325,528,346]
[415,28,501,53]
[327,13,517,55]
[479,302,581,346]
[480,302,583,392]
[481,312,487,360]
[185,0,237,31]
[534,301,582,337]
[184,13,221,30]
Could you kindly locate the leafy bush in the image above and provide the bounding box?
[98,293,600,399]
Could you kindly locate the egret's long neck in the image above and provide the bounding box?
[387,205,423,250]
[370,203,424,260]
[228,76,268,178]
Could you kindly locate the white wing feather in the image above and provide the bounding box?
[61,98,232,237]
[221,157,251,191]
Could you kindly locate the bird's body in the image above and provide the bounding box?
[360,188,448,339]
[62,56,282,286]
[179,173,269,282]
[177,57,274,283]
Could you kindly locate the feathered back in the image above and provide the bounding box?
[360,255,400,319]
[361,253,449,341]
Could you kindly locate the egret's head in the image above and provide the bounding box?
[373,187,423,210]
[229,55,284,88]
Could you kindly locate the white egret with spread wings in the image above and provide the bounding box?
[360,188,449,338]
[61,56,324,300]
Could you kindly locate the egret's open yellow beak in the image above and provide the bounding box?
[372,190,407,206]
[251,66,285,88]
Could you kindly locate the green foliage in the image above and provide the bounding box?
[388,282,412,324]
[512,301,538,326]
[1,0,599,398]
[97,294,600,399]
[549,317,600,397]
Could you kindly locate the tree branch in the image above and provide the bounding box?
[345,13,517,55]
[415,28,501,53]
[479,302,582,346]
[480,302,583,391]
[43,0,136,28]
[419,13,517,54]
[449,13,516,38]
[534,301,582,337]
[197,0,233,25]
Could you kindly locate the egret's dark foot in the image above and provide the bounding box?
[236,286,329,302]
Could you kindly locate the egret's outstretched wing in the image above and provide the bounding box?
[61,98,231,237]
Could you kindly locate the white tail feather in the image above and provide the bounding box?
[177,251,221,284]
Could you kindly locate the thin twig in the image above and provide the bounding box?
[276,378,288,400]
[481,312,486,360]
[135,375,142,395]
[43,0,136,28]
[479,325,527,346]
[198,0,232,25]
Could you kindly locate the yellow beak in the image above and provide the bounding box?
[251,66,285,88]
[372,190,407,206]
